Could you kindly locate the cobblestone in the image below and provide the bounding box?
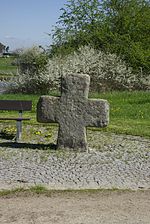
[0,131,150,190]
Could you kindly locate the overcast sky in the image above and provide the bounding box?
[0,0,67,50]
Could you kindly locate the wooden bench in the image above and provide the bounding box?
[0,100,32,142]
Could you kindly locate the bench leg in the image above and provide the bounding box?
[16,120,22,142]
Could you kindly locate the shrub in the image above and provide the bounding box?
[47,45,140,92]
[9,47,52,94]
[18,47,48,73]
[58,46,135,91]
[9,45,149,93]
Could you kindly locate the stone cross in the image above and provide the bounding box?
[37,74,109,151]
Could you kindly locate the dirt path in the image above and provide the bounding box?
[0,190,150,224]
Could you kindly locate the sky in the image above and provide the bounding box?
[0,0,67,50]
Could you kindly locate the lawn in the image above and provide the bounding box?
[0,56,17,78]
[91,91,150,137]
[0,91,149,138]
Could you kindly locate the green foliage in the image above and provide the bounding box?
[50,0,103,56]
[18,46,48,74]
[52,0,102,44]
[48,46,148,91]
[50,0,150,76]
[0,126,16,140]
[10,45,149,93]
[9,47,51,94]
[102,0,150,74]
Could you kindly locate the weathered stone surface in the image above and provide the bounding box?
[37,74,109,151]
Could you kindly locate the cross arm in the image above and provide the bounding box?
[37,96,60,123]
[85,99,109,127]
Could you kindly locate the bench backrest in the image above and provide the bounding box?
[0,100,32,111]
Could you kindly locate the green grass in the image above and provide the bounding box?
[0,56,17,77]
[90,91,150,137]
[0,91,149,138]
[0,185,135,197]
[0,185,52,197]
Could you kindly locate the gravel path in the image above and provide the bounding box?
[0,129,150,190]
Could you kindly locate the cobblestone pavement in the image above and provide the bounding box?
[0,130,150,190]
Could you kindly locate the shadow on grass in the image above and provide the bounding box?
[0,141,56,150]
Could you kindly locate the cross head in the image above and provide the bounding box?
[37,74,109,151]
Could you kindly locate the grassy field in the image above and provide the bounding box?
[0,56,17,78]
[91,91,150,137]
[0,91,149,138]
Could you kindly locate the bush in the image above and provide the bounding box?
[47,45,142,92]
[9,47,52,94]
[9,45,149,94]
[58,46,135,91]
[18,47,48,74]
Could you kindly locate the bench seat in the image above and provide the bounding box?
[0,117,31,121]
